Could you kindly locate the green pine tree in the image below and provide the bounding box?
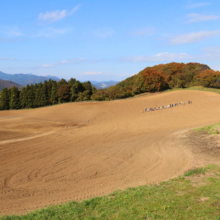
[34,83,42,107]
[19,87,27,108]
[26,84,35,108]
[0,88,10,110]
[82,81,93,96]
[51,82,58,104]
[57,78,67,89]
[40,81,49,106]
[68,78,76,87]
[70,84,78,101]
[9,86,20,109]
[47,79,55,104]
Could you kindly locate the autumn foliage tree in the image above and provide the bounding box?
[58,84,71,103]
[196,70,220,87]
[142,68,168,92]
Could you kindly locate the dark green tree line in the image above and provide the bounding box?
[0,78,95,110]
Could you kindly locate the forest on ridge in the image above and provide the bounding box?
[1,62,220,110]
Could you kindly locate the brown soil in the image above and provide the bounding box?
[183,130,220,158]
[1,90,220,216]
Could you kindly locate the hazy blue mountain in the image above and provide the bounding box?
[0,71,119,89]
[0,71,60,86]
[45,75,60,80]
[0,79,23,91]
[91,80,119,89]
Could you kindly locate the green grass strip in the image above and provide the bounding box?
[165,86,220,94]
[183,167,208,176]
[194,122,220,134]
[187,86,220,94]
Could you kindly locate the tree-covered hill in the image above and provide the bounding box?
[0,79,23,92]
[91,62,220,100]
[1,62,220,110]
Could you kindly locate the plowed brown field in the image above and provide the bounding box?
[1,90,220,216]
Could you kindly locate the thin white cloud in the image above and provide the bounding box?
[5,30,22,37]
[177,45,220,62]
[41,64,55,68]
[84,71,102,75]
[131,28,155,36]
[120,73,136,77]
[0,56,14,60]
[121,45,220,65]
[202,45,220,53]
[93,28,115,39]
[40,58,87,68]
[170,30,220,45]
[36,27,72,37]
[122,52,192,63]
[38,5,80,23]
[60,58,104,64]
[39,10,67,22]
[200,45,220,61]
[185,2,210,9]
[1,26,23,37]
[187,13,218,23]
[61,58,87,64]
[214,64,220,71]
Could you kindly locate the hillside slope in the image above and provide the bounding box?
[1,90,220,215]
[0,79,23,91]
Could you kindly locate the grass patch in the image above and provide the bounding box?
[133,86,220,99]
[184,167,208,176]
[194,122,220,135]
[2,165,220,220]
[165,88,185,92]
[187,86,220,94]
[165,86,220,95]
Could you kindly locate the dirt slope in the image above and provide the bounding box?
[1,90,220,216]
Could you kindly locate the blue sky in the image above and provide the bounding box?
[1,0,220,81]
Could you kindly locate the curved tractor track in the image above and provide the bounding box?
[1,90,220,216]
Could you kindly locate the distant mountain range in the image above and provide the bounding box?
[0,71,60,86]
[0,79,23,92]
[91,81,119,89]
[0,71,119,90]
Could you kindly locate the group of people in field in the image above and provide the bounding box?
[144,101,193,112]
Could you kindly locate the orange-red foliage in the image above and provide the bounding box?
[58,84,71,102]
[96,62,216,100]
[196,70,220,87]
[142,68,167,92]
